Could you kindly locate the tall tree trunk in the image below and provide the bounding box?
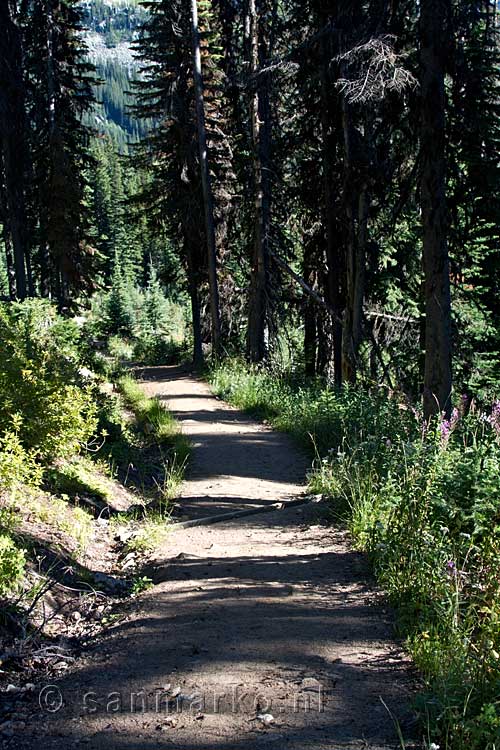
[420,0,452,418]
[185,240,204,371]
[319,31,343,385]
[190,0,222,357]
[25,245,35,296]
[247,0,273,363]
[339,53,368,384]
[342,189,368,383]
[302,244,318,376]
[0,1,28,299]
[1,213,16,300]
[0,168,16,299]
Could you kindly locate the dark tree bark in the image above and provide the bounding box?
[247,0,273,363]
[0,0,29,299]
[0,206,16,301]
[302,243,319,376]
[191,0,222,357]
[319,30,344,386]
[185,239,205,371]
[336,14,369,386]
[0,161,16,299]
[420,0,453,418]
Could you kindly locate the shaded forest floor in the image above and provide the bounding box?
[14,366,418,749]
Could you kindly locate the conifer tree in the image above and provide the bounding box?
[0,0,29,299]
[24,0,96,305]
[191,0,222,355]
[133,0,236,365]
[133,0,207,367]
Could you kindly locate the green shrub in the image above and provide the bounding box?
[0,421,42,491]
[132,335,186,367]
[47,456,115,506]
[0,300,97,461]
[0,534,25,597]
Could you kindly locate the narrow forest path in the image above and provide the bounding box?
[18,366,418,750]
[141,365,310,520]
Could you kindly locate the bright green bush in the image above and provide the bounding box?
[0,300,97,461]
[0,534,25,597]
[0,420,42,491]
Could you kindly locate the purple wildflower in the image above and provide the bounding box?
[440,419,451,440]
[440,408,460,446]
[446,560,456,575]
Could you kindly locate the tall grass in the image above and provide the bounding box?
[210,360,500,750]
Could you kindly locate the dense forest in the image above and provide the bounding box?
[0,1,499,749]
[2,0,500,406]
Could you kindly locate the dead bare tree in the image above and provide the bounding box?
[334,32,417,383]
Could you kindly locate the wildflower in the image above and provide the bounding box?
[429,744,440,750]
[421,420,429,440]
[440,418,451,443]
[440,408,460,446]
[446,560,456,574]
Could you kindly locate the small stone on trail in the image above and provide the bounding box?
[157,716,178,730]
[257,713,275,727]
[5,685,20,694]
[115,529,133,543]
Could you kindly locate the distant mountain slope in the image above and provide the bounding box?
[80,0,150,149]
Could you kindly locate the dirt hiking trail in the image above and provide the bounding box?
[17,366,418,750]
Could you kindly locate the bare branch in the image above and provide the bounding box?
[335,36,417,104]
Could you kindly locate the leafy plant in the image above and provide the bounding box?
[0,534,26,597]
[0,300,97,461]
[131,575,153,594]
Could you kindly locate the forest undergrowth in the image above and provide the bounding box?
[211,360,500,750]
